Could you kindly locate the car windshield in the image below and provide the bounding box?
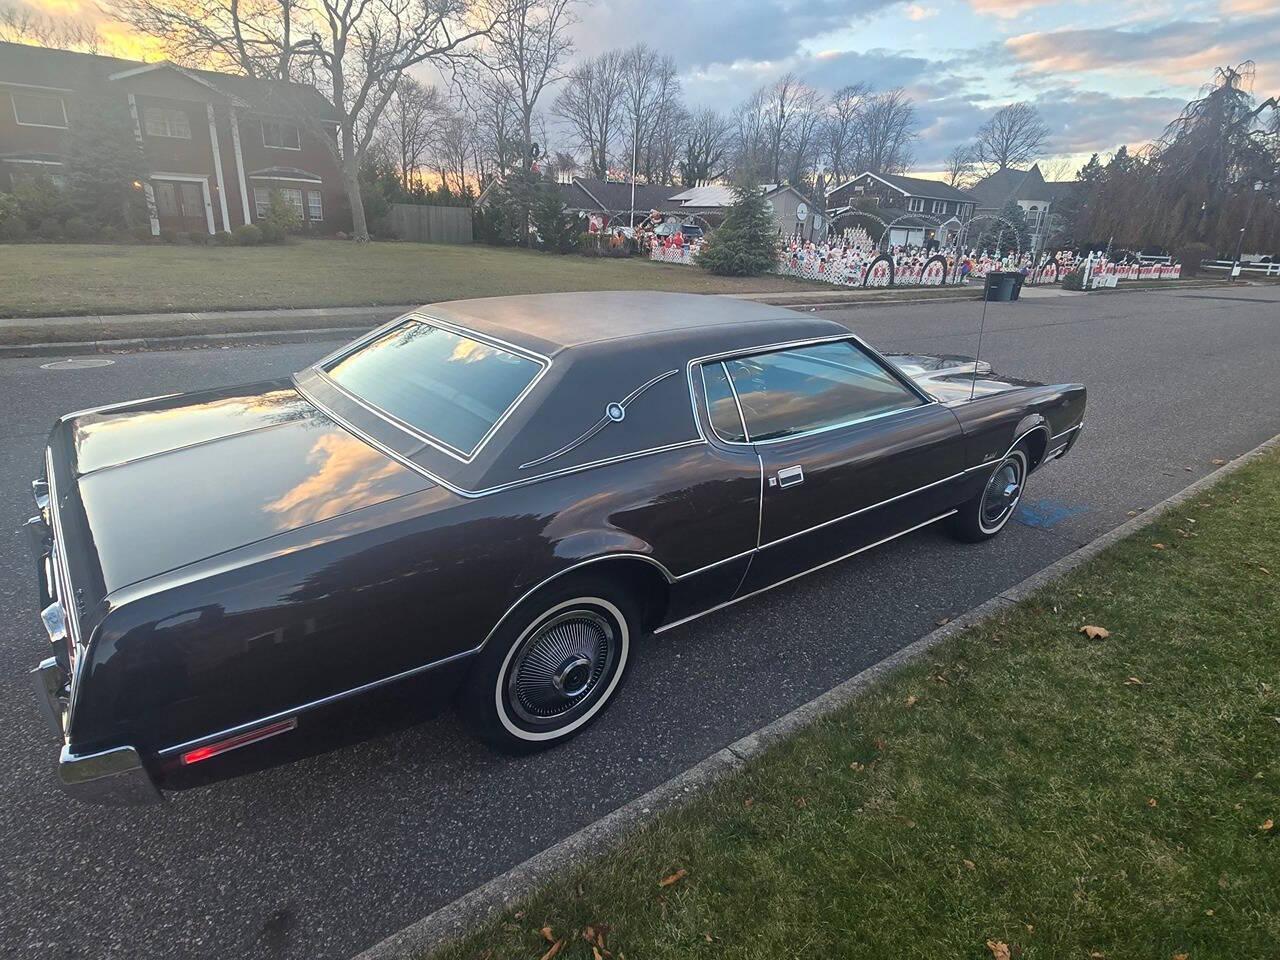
[324,320,543,457]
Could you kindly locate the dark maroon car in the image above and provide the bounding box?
[28,292,1085,804]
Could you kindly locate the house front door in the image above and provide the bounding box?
[154,179,209,234]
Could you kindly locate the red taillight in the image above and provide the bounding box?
[180,718,297,765]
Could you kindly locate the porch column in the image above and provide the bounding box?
[228,105,252,225]
[198,178,216,235]
[207,103,231,232]
[126,93,160,236]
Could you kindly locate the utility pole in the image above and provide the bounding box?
[1229,180,1264,282]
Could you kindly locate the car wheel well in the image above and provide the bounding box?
[586,558,670,633]
[1021,427,1048,470]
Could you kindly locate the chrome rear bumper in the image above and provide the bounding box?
[28,466,162,806]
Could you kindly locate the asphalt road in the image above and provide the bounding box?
[2,285,1277,959]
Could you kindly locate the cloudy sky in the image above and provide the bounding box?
[569,0,1279,175]
[16,0,1280,179]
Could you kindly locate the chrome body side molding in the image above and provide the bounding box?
[654,510,958,634]
[519,369,679,470]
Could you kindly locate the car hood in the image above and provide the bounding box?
[48,379,432,597]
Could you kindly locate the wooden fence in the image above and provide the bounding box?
[389,204,473,244]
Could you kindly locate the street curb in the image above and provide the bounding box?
[352,430,1280,960]
[0,326,372,358]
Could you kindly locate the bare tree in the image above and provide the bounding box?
[822,82,869,185]
[618,43,679,191]
[757,73,820,183]
[644,102,685,185]
[433,109,475,194]
[859,87,917,174]
[553,48,626,179]
[485,0,578,173]
[973,101,1050,173]
[110,0,498,240]
[732,87,768,179]
[467,70,522,180]
[1,2,103,51]
[384,76,443,192]
[944,143,976,188]
[680,107,730,186]
[782,84,825,187]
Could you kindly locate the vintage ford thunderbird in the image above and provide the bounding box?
[28,292,1085,803]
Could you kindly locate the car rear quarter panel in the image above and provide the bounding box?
[71,441,759,758]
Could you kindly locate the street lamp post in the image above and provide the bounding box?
[1229,180,1264,282]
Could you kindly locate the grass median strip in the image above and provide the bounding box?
[428,449,1280,960]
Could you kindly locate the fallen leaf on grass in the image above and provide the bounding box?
[593,948,605,960]
[905,695,919,708]
[1260,567,1272,575]
[1080,625,1110,640]
[874,738,886,750]
[1152,543,1166,550]
[986,939,1011,960]
[962,859,976,871]
[1172,953,1189,960]
[795,796,807,808]
[744,796,754,809]
[538,939,566,960]
[1091,951,1105,958]
[540,926,556,944]
[703,933,715,943]
[1148,797,1158,808]
[850,761,864,772]
[659,868,687,888]
[1125,677,1144,687]
[1261,819,1274,832]
[1184,466,1193,472]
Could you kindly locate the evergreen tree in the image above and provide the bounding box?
[977,198,1031,256]
[695,179,779,276]
[532,184,575,253]
[64,92,149,230]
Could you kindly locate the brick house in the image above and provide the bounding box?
[0,41,345,235]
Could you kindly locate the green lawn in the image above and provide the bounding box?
[429,450,1280,960]
[0,240,824,317]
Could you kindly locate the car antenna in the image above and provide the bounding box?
[970,275,989,403]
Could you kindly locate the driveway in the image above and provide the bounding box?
[1,285,1276,959]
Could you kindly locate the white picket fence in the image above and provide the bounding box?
[1199,259,1280,277]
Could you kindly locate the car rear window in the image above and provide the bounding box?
[324,320,543,457]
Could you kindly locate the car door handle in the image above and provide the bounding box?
[775,465,805,489]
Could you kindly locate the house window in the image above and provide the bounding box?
[11,91,67,128]
[262,119,301,150]
[306,190,323,221]
[931,199,945,214]
[143,106,191,139]
[907,198,924,213]
[254,186,304,217]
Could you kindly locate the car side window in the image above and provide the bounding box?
[725,340,924,442]
[700,361,747,442]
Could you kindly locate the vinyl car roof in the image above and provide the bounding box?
[421,291,844,358]
[300,292,851,496]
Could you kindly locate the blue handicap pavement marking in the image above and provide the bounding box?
[1015,498,1089,528]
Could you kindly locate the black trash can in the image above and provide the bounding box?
[1009,271,1025,301]
[983,271,1015,301]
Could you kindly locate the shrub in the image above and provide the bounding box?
[63,216,94,241]
[214,230,234,245]
[1174,242,1213,277]
[1062,267,1086,291]
[0,213,30,242]
[232,223,263,246]
[578,231,601,257]
[98,224,121,244]
[36,217,65,241]
[260,189,303,241]
[132,225,156,243]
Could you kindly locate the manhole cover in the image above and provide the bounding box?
[40,358,116,370]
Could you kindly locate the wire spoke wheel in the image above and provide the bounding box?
[505,609,617,727]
